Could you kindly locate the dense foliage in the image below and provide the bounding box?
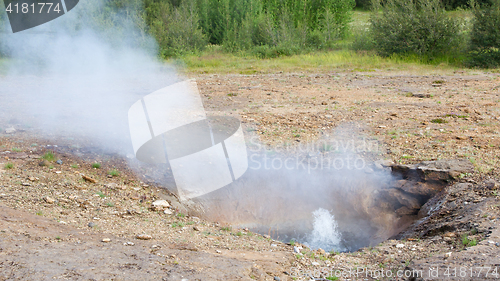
[143,0,355,57]
[467,0,500,67]
[370,0,462,57]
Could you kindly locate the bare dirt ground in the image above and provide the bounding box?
[0,69,499,280]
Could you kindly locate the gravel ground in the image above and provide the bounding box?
[0,69,499,280]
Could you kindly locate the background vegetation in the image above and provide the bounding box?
[0,0,499,69]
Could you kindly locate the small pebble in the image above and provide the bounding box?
[44,197,55,204]
[88,222,96,228]
[5,128,16,134]
[136,234,152,240]
[102,238,111,242]
[274,277,280,281]
[293,246,301,253]
[56,159,63,165]
[396,244,405,248]
[124,242,135,246]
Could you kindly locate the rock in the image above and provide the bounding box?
[412,93,431,98]
[163,209,173,215]
[416,159,474,180]
[124,242,135,246]
[396,206,417,216]
[445,252,452,258]
[317,248,325,255]
[311,262,320,266]
[374,159,394,170]
[5,128,16,134]
[152,200,170,210]
[293,246,301,253]
[485,179,499,190]
[104,183,118,189]
[136,234,152,240]
[28,177,36,181]
[443,232,456,238]
[56,159,63,165]
[102,238,111,242]
[193,226,201,231]
[396,244,405,248]
[88,222,96,228]
[39,160,49,167]
[387,189,421,210]
[82,175,97,183]
[44,197,55,204]
[274,277,281,281]
[399,181,440,197]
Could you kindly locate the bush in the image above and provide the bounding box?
[145,0,207,57]
[370,0,462,57]
[466,0,500,68]
[149,0,355,56]
[441,0,491,10]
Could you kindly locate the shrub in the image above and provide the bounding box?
[466,0,500,68]
[145,0,207,57]
[370,0,462,57]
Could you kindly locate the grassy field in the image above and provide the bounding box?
[174,47,471,74]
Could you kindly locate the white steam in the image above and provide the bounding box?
[0,0,178,154]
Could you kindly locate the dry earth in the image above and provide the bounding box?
[0,69,500,280]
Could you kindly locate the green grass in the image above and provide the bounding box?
[92,163,101,169]
[71,164,78,168]
[221,226,231,231]
[96,191,106,198]
[177,49,467,74]
[107,169,120,176]
[431,118,448,124]
[106,202,114,207]
[11,147,21,152]
[177,213,186,218]
[4,162,13,169]
[171,222,185,228]
[42,151,55,161]
[462,234,477,247]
